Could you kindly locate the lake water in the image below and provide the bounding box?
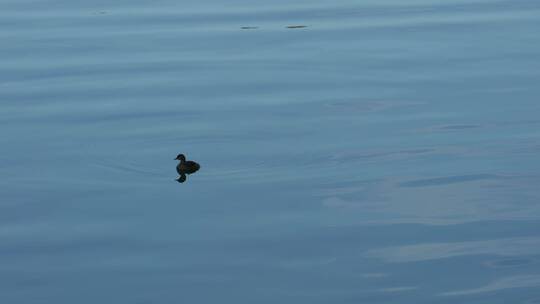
[1,0,540,303]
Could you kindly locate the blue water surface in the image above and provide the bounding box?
[1,0,540,303]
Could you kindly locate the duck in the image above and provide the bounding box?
[175,154,200,183]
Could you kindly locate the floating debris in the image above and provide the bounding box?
[286,25,307,29]
[241,26,259,30]
[485,258,536,268]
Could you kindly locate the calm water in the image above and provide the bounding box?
[1,0,540,303]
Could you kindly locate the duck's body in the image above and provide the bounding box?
[176,160,200,175]
[175,154,200,183]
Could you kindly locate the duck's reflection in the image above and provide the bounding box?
[175,153,200,183]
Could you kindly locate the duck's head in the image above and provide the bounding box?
[175,154,186,161]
